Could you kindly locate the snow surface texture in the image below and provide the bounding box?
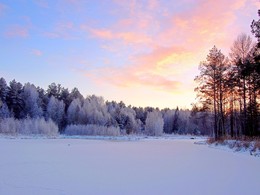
[0,137,259,195]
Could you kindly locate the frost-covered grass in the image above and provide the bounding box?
[0,137,259,195]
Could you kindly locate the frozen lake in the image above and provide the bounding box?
[0,137,259,195]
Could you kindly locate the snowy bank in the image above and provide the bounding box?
[207,139,260,157]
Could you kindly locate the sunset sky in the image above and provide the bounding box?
[0,0,259,109]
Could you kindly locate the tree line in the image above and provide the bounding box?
[0,77,211,136]
[194,10,260,139]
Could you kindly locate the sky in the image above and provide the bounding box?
[0,0,259,109]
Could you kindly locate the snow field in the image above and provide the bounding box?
[0,138,259,195]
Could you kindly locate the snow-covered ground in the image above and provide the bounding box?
[0,137,259,195]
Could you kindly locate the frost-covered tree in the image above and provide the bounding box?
[83,95,111,126]
[47,83,62,99]
[67,98,82,124]
[6,80,24,119]
[46,96,65,129]
[177,110,190,134]
[108,104,137,133]
[133,106,146,125]
[69,87,84,101]
[0,102,11,118]
[21,83,43,118]
[60,87,71,111]
[37,87,49,114]
[145,111,164,136]
[116,107,138,134]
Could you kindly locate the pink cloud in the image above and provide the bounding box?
[147,0,159,10]
[87,27,151,45]
[107,0,251,50]
[158,0,249,48]
[84,46,197,93]
[83,0,256,93]
[31,49,43,56]
[89,28,113,39]
[83,0,161,47]
[5,25,29,38]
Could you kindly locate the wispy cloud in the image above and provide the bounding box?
[44,21,76,39]
[4,25,29,38]
[87,28,151,45]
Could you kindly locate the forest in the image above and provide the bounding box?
[194,10,260,139]
[0,10,259,139]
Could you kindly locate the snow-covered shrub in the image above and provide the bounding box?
[0,117,59,136]
[19,118,59,136]
[145,111,164,136]
[0,117,20,135]
[64,124,120,136]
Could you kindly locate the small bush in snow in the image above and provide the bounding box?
[64,124,120,136]
[0,117,59,136]
[0,118,20,135]
[19,118,59,136]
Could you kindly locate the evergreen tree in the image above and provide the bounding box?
[172,107,179,133]
[0,77,8,102]
[6,80,24,119]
